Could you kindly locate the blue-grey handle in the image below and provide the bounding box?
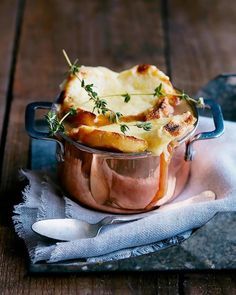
[25,101,52,139]
[25,102,64,154]
[185,99,224,161]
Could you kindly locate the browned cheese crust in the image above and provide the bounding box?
[164,112,195,137]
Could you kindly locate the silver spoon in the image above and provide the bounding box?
[32,191,215,241]
[32,215,144,241]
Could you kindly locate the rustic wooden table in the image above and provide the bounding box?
[0,0,236,293]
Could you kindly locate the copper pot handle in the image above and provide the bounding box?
[185,99,224,161]
[25,101,64,154]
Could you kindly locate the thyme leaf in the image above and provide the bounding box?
[196,97,205,108]
[122,93,131,103]
[153,83,164,98]
[69,107,77,116]
[120,121,152,134]
[45,107,77,136]
[120,124,130,134]
[109,112,123,123]
[135,121,152,131]
[45,111,63,136]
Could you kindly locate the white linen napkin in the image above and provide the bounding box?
[13,117,236,263]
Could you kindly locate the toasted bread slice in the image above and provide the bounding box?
[61,99,174,129]
[61,108,111,127]
[63,107,147,126]
[66,112,196,155]
[69,126,148,153]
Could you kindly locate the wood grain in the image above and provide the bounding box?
[168,0,236,95]
[168,0,236,293]
[0,0,19,155]
[182,273,236,295]
[0,0,180,293]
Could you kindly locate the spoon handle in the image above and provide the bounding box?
[98,215,143,227]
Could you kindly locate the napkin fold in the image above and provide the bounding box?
[13,117,236,263]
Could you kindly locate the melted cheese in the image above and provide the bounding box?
[97,117,174,156]
[61,65,176,116]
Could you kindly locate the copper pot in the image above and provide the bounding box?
[25,99,224,213]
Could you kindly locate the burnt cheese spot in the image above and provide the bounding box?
[145,98,174,120]
[164,122,181,136]
[137,64,150,74]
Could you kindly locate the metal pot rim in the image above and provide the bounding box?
[25,97,223,161]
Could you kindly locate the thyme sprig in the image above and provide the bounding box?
[63,50,155,134]
[100,83,165,101]
[178,92,205,108]
[63,50,109,115]
[120,122,152,134]
[100,83,205,108]
[46,107,76,136]
[135,121,152,131]
[63,50,125,129]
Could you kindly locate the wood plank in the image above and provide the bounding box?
[0,0,179,293]
[0,0,19,156]
[1,0,168,220]
[0,228,181,294]
[181,273,236,295]
[168,0,236,95]
[168,0,236,293]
